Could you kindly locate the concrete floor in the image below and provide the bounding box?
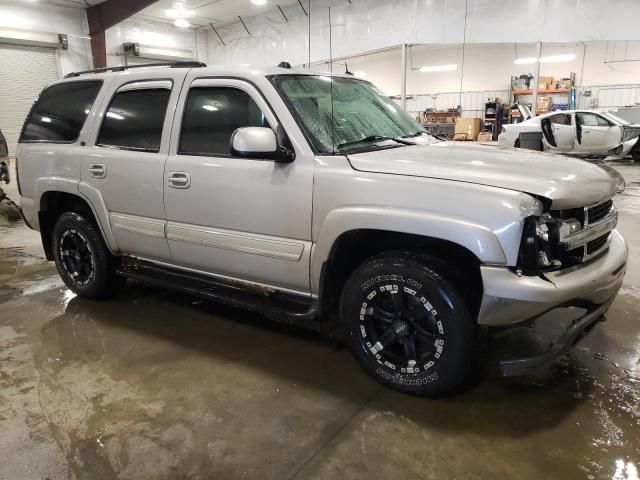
[1,164,640,480]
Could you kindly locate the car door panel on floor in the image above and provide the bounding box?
[163,78,314,293]
[82,73,186,261]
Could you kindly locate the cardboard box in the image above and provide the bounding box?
[538,76,554,90]
[477,132,493,142]
[454,117,482,141]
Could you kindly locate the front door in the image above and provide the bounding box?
[163,78,314,294]
[541,113,575,152]
[81,72,186,261]
[575,112,622,154]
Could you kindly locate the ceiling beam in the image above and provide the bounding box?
[87,0,159,69]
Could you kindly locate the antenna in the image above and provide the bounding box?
[329,5,335,154]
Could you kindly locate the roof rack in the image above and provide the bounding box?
[64,61,207,79]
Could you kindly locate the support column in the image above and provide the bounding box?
[401,43,407,111]
[531,40,542,117]
[86,0,159,69]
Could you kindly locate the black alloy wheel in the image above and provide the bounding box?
[341,253,475,396]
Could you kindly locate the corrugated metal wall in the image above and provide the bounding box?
[0,44,59,156]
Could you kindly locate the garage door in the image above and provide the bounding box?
[0,44,60,157]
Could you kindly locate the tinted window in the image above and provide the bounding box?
[20,81,102,143]
[179,87,269,156]
[97,87,171,152]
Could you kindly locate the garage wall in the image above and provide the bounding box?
[0,45,60,156]
[0,2,91,76]
[105,19,206,67]
[206,0,640,68]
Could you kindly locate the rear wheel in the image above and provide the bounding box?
[632,148,640,162]
[340,253,475,397]
[52,212,123,299]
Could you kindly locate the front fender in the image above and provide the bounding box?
[311,206,508,293]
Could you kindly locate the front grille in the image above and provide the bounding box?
[586,199,613,225]
[587,233,610,255]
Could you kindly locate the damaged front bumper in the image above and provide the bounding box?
[477,229,627,374]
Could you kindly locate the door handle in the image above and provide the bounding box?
[168,172,191,189]
[88,163,106,178]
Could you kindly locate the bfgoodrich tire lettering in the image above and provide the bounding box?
[341,253,475,397]
[52,212,122,300]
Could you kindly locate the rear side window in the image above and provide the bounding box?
[179,87,270,156]
[20,80,102,143]
[97,87,171,152]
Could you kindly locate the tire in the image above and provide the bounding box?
[632,148,640,162]
[514,139,520,148]
[340,253,475,397]
[52,212,123,300]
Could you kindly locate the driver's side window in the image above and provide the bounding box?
[179,87,271,157]
[577,112,613,127]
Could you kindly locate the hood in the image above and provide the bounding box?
[347,142,617,209]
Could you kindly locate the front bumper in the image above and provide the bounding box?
[478,229,627,327]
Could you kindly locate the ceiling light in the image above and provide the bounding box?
[251,0,267,4]
[540,53,576,63]
[202,105,218,111]
[514,57,537,65]
[174,18,190,28]
[353,70,366,78]
[419,64,457,73]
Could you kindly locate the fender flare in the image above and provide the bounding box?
[311,206,507,292]
[35,177,119,254]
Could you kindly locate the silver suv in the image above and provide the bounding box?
[16,62,627,396]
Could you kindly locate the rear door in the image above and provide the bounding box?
[541,113,575,152]
[81,70,186,261]
[575,112,622,154]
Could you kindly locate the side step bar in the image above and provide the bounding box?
[116,258,320,330]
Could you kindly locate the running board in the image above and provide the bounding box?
[116,258,320,330]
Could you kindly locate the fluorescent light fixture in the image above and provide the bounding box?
[174,18,190,28]
[202,105,218,111]
[40,116,51,123]
[251,0,268,4]
[514,57,537,65]
[419,64,457,73]
[353,70,367,78]
[514,53,576,65]
[540,53,576,63]
[106,112,124,120]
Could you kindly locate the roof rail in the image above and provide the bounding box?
[64,61,207,79]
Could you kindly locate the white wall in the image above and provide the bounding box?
[0,1,92,76]
[206,0,640,69]
[105,19,204,67]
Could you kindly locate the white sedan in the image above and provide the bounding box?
[498,109,640,160]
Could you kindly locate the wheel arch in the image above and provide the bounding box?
[316,227,487,335]
[38,190,116,260]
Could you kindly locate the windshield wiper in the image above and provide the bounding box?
[336,135,414,150]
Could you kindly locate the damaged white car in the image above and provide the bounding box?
[499,108,640,161]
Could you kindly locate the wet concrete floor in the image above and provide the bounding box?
[1,164,640,479]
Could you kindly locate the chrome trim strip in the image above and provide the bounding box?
[166,222,304,261]
[560,210,617,250]
[110,213,166,238]
[125,255,314,298]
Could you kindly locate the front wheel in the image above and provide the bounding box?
[340,253,475,397]
[52,212,123,299]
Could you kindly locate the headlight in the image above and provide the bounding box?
[518,214,581,274]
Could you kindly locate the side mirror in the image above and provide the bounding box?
[230,127,295,162]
